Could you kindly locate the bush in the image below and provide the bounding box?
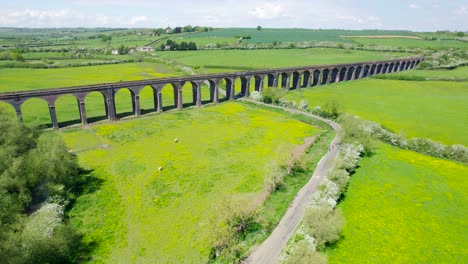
[250,91,262,101]
[328,168,350,195]
[283,240,327,264]
[310,179,340,209]
[261,87,286,104]
[303,206,345,250]
[298,100,309,111]
[322,100,343,119]
[338,143,364,173]
[208,199,261,262]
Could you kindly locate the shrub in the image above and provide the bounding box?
[283,240,327,264]
[303,206,345,250]
[250,91,262,101]
[338,143,364,173]
[298,100,309,111]
[310,179,340,209]
[328,168,350,195]
[208,199,261,262]
[322,100,343,119]
[261,87,285,104]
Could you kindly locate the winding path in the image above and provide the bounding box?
[245,102,342,264]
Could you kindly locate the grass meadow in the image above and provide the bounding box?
[390,66,468,80]
[158,48,409,73]
[60,102,321,263]
[327,142,468,263]
[0,62,220,127]
[179,28,416,44]
[347,37,468,49]
[284,78,468,145]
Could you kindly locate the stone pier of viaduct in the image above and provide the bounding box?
[0,57,423,128]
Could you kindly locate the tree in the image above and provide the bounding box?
[180,41,188,50]
[0,110,81,263]
[457,31,465,37]
[187,42,197,50]
[11,51,24,62]
[257,25,262,30]
[303,206,345,250]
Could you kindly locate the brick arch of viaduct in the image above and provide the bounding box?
[0,57,423,129]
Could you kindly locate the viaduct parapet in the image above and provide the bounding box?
[0,57,423,128]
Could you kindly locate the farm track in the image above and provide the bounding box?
[245,101,342,264]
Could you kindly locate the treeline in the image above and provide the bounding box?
[161,39,197,51]
[0,111,83,263]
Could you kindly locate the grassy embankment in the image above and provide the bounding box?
[0,62,216,126]
[284,76,468,145]
[157,48,409,73]
[60,102,326,263]
[327,142,468,263]
[346,37,468,49]
[0,48,408,127]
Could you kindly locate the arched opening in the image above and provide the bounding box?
[114,88,134,119]
[0,101,17,121]
[346,67,355,81]
[233,77,243,98]
[321,69,330,84]
[355,66,362,79]
[330,68,339,83]
[280,72,290,89]
[382,63,389,74]
[399,62,406,71]
[339,67,347,82]
[55,94,81,127]
[290,72,301,90]
[312,70,321,86]
[376,64,383,75]
[395,62,400,72]
[363,65,370,78]
[252,75,266,93]
[267,73,277,88]
[139,85,157,115]
[182,82,196,108]
[405,61,411,70]
[217,78,231,103]
[84,91,107,123]
[410,61,416,69]
[370,65,377,76]
[160,83,177,111]
[302,71,311,87]
[389,63,395,73]
[207,80,218,104]
[21,98,51,128]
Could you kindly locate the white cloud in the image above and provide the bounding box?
[409,4,420,9]
[248,3,285,19]
[454,6,467,15]
[0,9,155,27]
[129,16,148,25]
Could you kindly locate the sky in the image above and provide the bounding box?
[0,0,467,31]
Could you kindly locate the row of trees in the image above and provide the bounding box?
[0,110,83,263]
[161,40,197,51]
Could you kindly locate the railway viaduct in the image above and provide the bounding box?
[0,57,423,128]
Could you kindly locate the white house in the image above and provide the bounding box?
[111,49,119,55]
[135,46,155,52]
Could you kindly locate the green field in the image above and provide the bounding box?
[183,28,416,44]
[390,67,468,80]
[347,37,468,49]
[0,62,219,127]
[328,143,468,263]
[158,48,409,73]
[61,102,319,263]
[284,79,468,145]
